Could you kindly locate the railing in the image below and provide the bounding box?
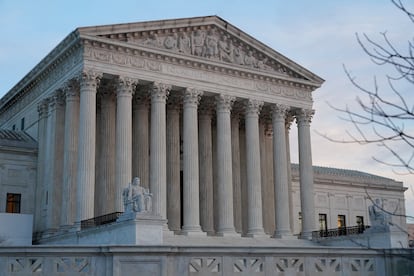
[312,225,370,240]
[81,212,123,230]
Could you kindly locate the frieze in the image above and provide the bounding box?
[108,26,307,80]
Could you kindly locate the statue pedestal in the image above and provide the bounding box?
[80,213,165,245]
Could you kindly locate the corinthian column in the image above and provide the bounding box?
[231,112,242,233]
[76,70,101,224]
[216,94,238,236]
[198,98,215,235]
[245,99,265,237]
[45,91,65,233]
[296,109,316,239]
[182,88,204,235]
[61,80,80,229]
[149,83,170,219]
[272,104,292,238]
[96,85,116,217]
[166,95,181,232]
[115,76,136,212]
[133,89,150,189]
[35,99,48,234]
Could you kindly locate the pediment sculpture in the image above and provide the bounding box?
[123,27,304,80]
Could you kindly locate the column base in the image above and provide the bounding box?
[246,229,268,238]
[180,228,207,237]
[272,230,295,239]
[216,230,240,238]
[299,231,313,240]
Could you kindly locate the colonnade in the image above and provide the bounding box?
[36,70,316,239]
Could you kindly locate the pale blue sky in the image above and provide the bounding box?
[1,0,413,218]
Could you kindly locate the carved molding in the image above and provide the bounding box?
[271,104,289,121]
[296,109,315,125]
[149,82,171,102]
[216,94,235,112]
[183,87,203,106]
[245,99,263,116]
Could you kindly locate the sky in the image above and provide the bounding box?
[1,0,413,220]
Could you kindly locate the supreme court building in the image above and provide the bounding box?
[0,16,410,275]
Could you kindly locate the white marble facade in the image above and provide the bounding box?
[0,16,407,243]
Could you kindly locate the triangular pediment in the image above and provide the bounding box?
[78,16,324,86]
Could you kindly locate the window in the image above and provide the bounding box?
[319,213,327,232]
[337,214,346,235]
[20,117,25,130]
[12,124,16,130]
[6,193,21,213]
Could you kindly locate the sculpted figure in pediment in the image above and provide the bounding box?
[232,45,244,65]
[164,33,178,51]
[192,30,206,57]
[143,33,162,48]
[244,50,257,68]
[205,29,219,59]
[178,32,191,54]
[218,35,232,62]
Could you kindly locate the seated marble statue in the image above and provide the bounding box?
[368,198,391,232]
[122,177,152,213]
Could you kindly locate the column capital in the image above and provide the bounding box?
[199,97,215,117]
[167,94,182,111]
[37,99,49,118]
[80,70,102,90]
[149,82,171,102]
[296,109,315,125]
[285,113,295,131]
[133,86,151,109]
[245,99,264,116]
[63,79,80,101]
[48,90,65,112]
[216,94,235,112]
[183,87,203,106]
[117,76,137,97]
[271,104,290,120]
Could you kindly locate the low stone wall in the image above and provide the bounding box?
[0,245,413,275]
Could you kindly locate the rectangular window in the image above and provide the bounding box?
[12,124,16,130]
[319,213,327,231]
[6,193,21,213]
[20,117,25,130]
[337,214,346,235]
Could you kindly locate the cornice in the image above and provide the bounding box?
[0,31,82,115]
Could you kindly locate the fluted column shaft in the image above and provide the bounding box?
[285,115,295,233]
[297,109,316,239]
[231,114,242,233]
[199,104,214,234]
[216,95,237,235]
[96,90,116,216]
[182,88,203,234]
[115,77,135,212]
[35,100,49,233]
[150,83,170,219]
[45,92,65,232]
[61,80,80,227]
[166,99,181,232]
[245,99,265,236]
[272,104,292,238]
[76,71,101,223]
[133,93,150,189]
